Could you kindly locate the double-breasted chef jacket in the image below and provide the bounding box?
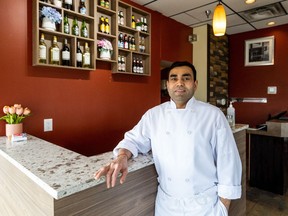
[114,97,242,215]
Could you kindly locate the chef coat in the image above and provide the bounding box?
[114,97,242,214]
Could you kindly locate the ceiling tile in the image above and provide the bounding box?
[224,0,283,13]
[171,13,199,26]
[281,0,288,11]
[130,0,288,35]
[226,24,255,35]
[190,21,212,29]
[227,14,247,27]
[251,15,288,29]
[141,0,214,17]
[185,2,234,22]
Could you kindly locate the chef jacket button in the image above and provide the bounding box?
[185,178,190,182]
[187,130,192,135]
[168,177,172,181]
[166,131,170,135]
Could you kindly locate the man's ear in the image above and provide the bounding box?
[194,80,198,90]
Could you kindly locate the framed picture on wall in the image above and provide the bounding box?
[245,36,274,66]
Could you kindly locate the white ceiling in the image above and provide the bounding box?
[130,0,288,35]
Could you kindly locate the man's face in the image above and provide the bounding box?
[166,66,198,109]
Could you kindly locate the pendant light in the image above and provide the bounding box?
[212,1,226,36]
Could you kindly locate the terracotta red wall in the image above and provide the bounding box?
[0,0,192,155]
[160,17,192,62]
[229,24,288,127]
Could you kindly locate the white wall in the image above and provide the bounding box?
[192,25,208,102]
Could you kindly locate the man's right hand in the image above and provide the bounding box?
[94,150,131,188]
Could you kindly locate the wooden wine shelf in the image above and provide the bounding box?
[33,0,151,75]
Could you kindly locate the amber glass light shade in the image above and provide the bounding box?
[212,3,226,36]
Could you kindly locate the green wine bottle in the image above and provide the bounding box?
[81,20,88,38]
[72,17,79,36]
[64,14,70,34]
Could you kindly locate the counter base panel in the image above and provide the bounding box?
[0,153,54,215]
[0,152,158,216]
[54,165,157,216]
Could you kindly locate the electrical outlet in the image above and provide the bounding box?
[44,119,53,132]
[267,86,277,94]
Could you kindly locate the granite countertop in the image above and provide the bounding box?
[0,135,153,199]
[0,124,248,200]
[232,124,249,133]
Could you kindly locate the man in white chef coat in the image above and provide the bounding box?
[95,61,242,216]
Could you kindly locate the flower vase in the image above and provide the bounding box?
[100,50,111,60]
[42,17,56,31]
[53,0,62,8]
[6,123,23,137]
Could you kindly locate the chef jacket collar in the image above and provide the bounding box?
[169,97,196,109]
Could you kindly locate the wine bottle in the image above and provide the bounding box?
[49,36,60,65]
[76,41,82,67]
[82,42,90,68]
[139,36,143,52]
[124,34,128,49]
[64,14,70,34]
[104,0,109,9]
[79,0,86,15]
[139,59,144,73]
[64,0,73,10]
[105,17,110,34]
[136,58,140,73]
[132,57,137,73]
[131,37,135,51]
[62,38,70,66]
[142,36,146,52]
[81,19,88,38]
[128,36,132,50]
[118,11,121,25]
[99,16,105,33]
[39,33,47,64]
[119,11,124,25]
[118,55,122,71]
[131,15,136,29]
[136,19,141,31]
[100,0,105,7]
[118,33,124,48]
[143,17,148,32]
[72,17,79,36]
[121,56,125,72]
[141,17,144,32]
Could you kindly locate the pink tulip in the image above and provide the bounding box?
[14,104,22,109]
[3,106,9,114]
[16,107,24,115]
[23,108,31,116]
[8,106,16,114]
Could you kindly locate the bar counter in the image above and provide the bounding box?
[0,135,154,199]
[0,124,248,215]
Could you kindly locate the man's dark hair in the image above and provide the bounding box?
[168,61,197,81]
